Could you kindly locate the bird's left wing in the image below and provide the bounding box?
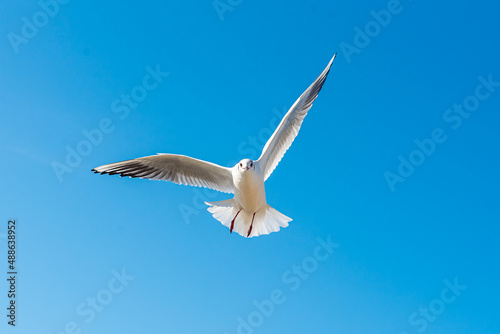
[92,154,234,194]
[257,54,336,181]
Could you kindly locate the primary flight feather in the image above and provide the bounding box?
[93,54,336,238]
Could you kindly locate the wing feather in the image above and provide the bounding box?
[92,154,234,194]
[257,54,336,181]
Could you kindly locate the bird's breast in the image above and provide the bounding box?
[233,172,266,212]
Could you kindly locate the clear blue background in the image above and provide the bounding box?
[1,0,499,333]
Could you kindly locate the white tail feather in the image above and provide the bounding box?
[205,199,292,238]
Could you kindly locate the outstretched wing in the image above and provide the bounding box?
[257,54,336,181]
[92,154,234,194]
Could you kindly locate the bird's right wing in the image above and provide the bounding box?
[92,154,235,194]
[257,54,336,181]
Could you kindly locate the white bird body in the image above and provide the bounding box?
[93,54,336,238]
[207,159,277,238]
[232,159,266,213]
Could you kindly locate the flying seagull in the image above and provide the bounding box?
[92,54,336,238]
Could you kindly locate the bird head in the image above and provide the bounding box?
[237,159,255,172]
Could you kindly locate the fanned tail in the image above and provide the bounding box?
[205,199,292,238]
[205,199,236,230]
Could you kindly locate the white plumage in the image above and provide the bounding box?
[93,54,336,237]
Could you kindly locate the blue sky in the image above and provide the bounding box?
[1,0,499,333]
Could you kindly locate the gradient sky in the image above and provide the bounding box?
[1,0,500,333]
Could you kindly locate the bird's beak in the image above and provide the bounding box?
[244,166,250,170]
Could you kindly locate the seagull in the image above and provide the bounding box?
[92,54,336,238]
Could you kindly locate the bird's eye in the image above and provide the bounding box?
[240,163,242,167]
[250,162,253,167]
